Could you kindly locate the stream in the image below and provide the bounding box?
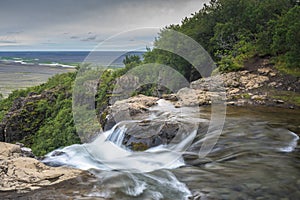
[10,101,300,199]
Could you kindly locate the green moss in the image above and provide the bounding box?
[238,93,251,99]
[131,142,148,151]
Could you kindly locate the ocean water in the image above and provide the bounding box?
[0,51,144,97]
[0,51,144,68]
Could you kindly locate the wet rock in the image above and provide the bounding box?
[102,95,159,130]
[0,142,82,192]
[122,121,179,150]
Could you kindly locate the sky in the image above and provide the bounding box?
[0,0,208,51]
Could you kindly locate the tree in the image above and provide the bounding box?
[272,6,300,68]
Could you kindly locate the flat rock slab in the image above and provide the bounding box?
[0,142,83,192]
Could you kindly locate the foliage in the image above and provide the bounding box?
[30,98,80,156]
[143,0,299,74]
[272,6,300,69]
[0,72,80,156]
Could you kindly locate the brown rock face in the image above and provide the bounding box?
[0,142,82,192]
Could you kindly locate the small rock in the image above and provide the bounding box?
[15,142,24,147]
[174,102,181,108]
[268,82,277,87]
[226,101,236,105]
[257,67,271,75]
[236,99,246,106]
[228,88,240,95]
[251,95,266,101]
[21,147,35,158]
[274,99,284,104]
[162,94,178,101]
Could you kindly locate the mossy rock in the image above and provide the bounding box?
[131,142,149,151]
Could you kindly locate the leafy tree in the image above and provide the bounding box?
[143,0,298,74]
[272,6,300,68]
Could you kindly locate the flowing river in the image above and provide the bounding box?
[9,100,300,199]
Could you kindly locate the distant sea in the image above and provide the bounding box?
[0,51,144,97]
[0,51,145,68]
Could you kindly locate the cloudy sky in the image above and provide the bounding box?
[0,0,208,51]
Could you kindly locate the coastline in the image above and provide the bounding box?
[0,61,75,98]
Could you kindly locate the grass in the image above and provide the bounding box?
[275,61,300,77]
[270,90,300,106]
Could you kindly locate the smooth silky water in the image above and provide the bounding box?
[7,100,300,199]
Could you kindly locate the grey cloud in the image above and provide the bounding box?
[0,0,208,50]
[0,40,17,44]
[6,31,23,34]
[0,0,207,31]
[81,35,97,42]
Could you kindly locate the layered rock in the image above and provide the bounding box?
[0,142,83,192]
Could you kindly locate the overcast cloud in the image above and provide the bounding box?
[0,0,208,51]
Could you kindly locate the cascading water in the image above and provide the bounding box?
[42,100,300,199]
[42,100,201,199]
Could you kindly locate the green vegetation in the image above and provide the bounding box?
[0,72,81,156]
[143,0,300,75]
[270,90,300,107]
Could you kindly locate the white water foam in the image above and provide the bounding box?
[278,130,299,152]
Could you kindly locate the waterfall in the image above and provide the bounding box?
[41,99,198,199]
[106,125,127,147]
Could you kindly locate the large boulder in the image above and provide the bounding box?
[103,97,204,151]
[0,142,83,192]
[121,120,179,150]
[101,95,159,131]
